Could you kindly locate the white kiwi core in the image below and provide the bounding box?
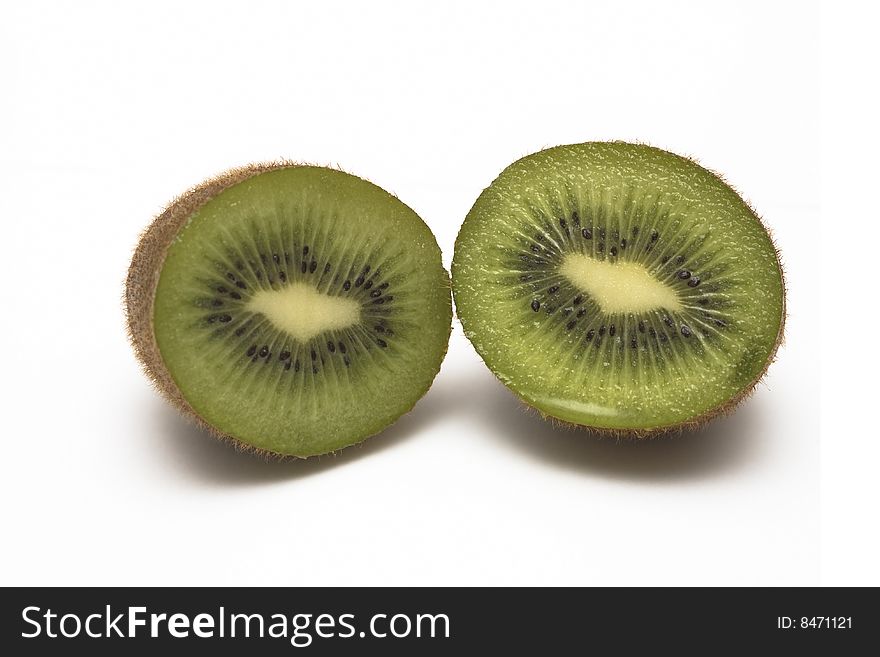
[559,253,682,314]
[247,282,361,342]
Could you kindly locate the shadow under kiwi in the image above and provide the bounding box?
[146,382,451,487]
[457,364,767,483]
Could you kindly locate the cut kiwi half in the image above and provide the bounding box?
[452,142,785,435]
[127,164,452,457]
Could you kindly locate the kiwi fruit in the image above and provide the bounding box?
[452,142,785,435]
[127,164,452,457]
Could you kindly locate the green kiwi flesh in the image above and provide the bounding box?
[127,165,452,457]
[452,142,785,434]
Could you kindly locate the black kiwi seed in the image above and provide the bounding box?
[310,261,317,273]
[258,346,269,358]
[599,228,606,239]
[632,226,640,237]
[279,350,290,361]
[246,345,256,357]
[324,263,331,273]
[649,327,657,338]
[620,239,627,249]
[566,320,577,331]
[663,316,674,328]
[230,291,241,299]
[343,280,351,291]
[212,299,223,307]
[676,255,686,265]
[651,230,659,242]
[278,271,287,282]
[573,295,583,305]
[355,275,364,287]
[631,337,638,348]
[234,327,246,337]
[548,285,559,294]
[302,246,309,256]
[597,243,605,253]
[638,320,646,333]
[226,272,236,281]
[609,325,616,337]
[681,325,692,337]
[586,329,595,341]
[582,228,592,239]
[377,338,387,348]
[338,342,346,353]
[531,299,540,312]
[217,286,228,294]
[599,325,606,336]
[301,261,307,273]
[219,314,232,323]
[384,295,394,303]
[572,211,581,226]
[327,341,335,353]
[343,356,351,367]
[379,282,389,290]
[364,280,373,290]
[610,246,618,256]
[678,270,691,280]
[370,290,382,298]
[236,281,246,289]
[576,308,586,318]
[310,349,317,361]
[688,276,701,287]
[294,360,301,372]
[531,244,541,253]
[375,325,385,333]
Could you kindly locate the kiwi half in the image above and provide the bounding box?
[452,142,785,435]
[127,164,452,457]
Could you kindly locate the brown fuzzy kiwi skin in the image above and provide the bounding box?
[454,140,787,439]
[126,162,452,460]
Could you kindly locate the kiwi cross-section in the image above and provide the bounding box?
[127,165,452,457]
[452,142,785,435]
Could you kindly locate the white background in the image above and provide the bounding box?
[1,1,875,586]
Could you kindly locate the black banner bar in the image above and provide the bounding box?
[1,587,875,654]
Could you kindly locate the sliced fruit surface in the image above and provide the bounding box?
[452,143,784,433]
[144,166,451,456]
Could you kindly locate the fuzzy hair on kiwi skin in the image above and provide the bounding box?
[452,140,787,438]
[125,162,451,460]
